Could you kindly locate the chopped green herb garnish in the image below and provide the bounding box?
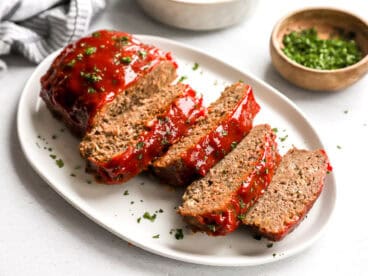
[158,209,164,213]
[138,50,147,59]
[272,128,278,133]
[70,173,76,177]
[239,199,245,209]
[221,130,228,136]
[152,234,160,239]
[48,148,52,152]
[273,253,276,257]
[174,229,184,240]
[74,165,81,170]
[137,217,141,223]
[56,158,64,168]
[66,59,76,68]
[130,201,134,205]
[178,76,187,82]
[77,53,83,60]
[35,142,41,148]
[161,138,169,145]
[49,154,57,159]
[337,145,342,149]
[123,190,129,196]
[137,153,143,160]
[231,141,238,149]
[92,31,100,37]
[267,243,273,248]
[282,28,363,70]
[280,135,288,142]
[87,87,96,94]
[192,62,199,70]
[80,71,102,83]
[237,213,246,220]
[136,141,144,150]
[120,56,132,64]
[143,212,157,222]
[207,224,216,233]
[85,47,97,56]
[238,80,244,83]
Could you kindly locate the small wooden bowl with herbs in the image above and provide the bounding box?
[270,8,368,91]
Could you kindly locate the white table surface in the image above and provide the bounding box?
[1,0,367,275]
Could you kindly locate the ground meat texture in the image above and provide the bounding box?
[242,148,330,241]
[82,84,204,184]
[153,82,260,186]
[40,30,177,136]
[179,124,281,236]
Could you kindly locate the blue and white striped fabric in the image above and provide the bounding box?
[0,0,105,72]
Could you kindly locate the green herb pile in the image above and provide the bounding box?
[282,28,363,70]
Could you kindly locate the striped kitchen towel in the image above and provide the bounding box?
[0,0,106,72]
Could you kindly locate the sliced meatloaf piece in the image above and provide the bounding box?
[242,148,330,241]
[153,82,260,186]
[179,124,281,236]
[40,30,177,136]
[80,83,204,184]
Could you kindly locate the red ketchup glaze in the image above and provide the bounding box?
[182,85,260,177]
[88,86,205,184]
[40,30,176,135]
[199,133,281,236]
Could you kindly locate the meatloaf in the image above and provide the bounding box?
[40,30,177,136]
[80,83,204,184]
[179,124,281,236]
[153,82,260,186]
[242,148,330,241]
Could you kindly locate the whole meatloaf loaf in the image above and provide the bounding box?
[242,148,331,241]
[153,82,260,186]
[179,124,281,236]
[40,30,177,136]
[80,83,204,184]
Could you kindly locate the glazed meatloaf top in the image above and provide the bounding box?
[153,82,260,186]
[40,30,176,136]
[242,148,330,241]
[179,124,279,234]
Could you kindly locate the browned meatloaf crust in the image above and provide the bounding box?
[80,83,204,183]
[242,148,330,241]
[178,124,281,236]
[153,82,260,186]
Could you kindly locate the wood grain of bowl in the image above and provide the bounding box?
[270,8,368,91]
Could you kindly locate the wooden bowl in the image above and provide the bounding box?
[270,8,368,91]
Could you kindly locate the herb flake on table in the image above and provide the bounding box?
[279,135,288,142]
[123,190,129,196]
[152,234,160,239]
[192,62,199,71]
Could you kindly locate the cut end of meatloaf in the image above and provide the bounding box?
[40,30,176,136]
[153,82,260,186]
[242,148,330,241]
[80,83,189,162]
[178,124,280,235]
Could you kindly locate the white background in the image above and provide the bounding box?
[1,0,367,275]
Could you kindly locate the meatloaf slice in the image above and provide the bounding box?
[80,84,204,184]
[153,82,260,186]
[40,30,177,136]
[242,148,330,241]
[179,124,281,236]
